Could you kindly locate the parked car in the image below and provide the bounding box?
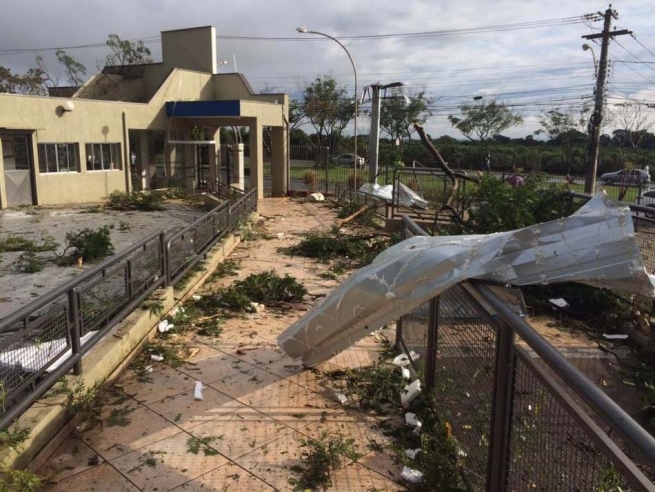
[636,188,655,218]
[599,169,650,186]
[333,154,365,168]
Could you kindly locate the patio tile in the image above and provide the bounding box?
[298,410,390,455]
[169,462,274,491]
[118,367,200,405]
[249,387,340,429]
[329,347,381,369]
[176,345,245,384]
[38,436,103,484]
[110,431,228,492]
[331,462,408,491]
[359,447,405,483]
[148,384,244,430]
[233,432,306,491]
[80,400,181,460]
[207,366,285,403]
[218,339,287,368]
[186,408,293,460]
[43,463,139,492]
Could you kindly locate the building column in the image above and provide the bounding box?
[138,131,149,190]
[233,144,245,190]
[208,127,219,187]
[0,140,6,209]
[271,126,288,197]
[249,122,264,199]
[182,126,196,193]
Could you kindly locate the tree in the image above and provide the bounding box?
[0,65,46,95]
[536,105,589,174]
[448,100,523,166]
[302,75,354,151]
[56,50,87,87]
[380,90,433,147]
[105,34,153,66]
[289,98,304,132]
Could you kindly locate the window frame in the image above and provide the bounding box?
[85,143,122,172]
[37,143,80,174]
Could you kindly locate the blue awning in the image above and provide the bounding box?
[166,100,240,117]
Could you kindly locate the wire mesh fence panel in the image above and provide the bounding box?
[0,304,69,411]
[507,351,637,491]
[78,265,130,335]
[128,241,163,297]
[168,234,196,283]
[431,284,497,491]
[398,302,429,373]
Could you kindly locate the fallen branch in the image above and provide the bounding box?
[336,205,370,227]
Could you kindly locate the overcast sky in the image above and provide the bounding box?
[2,0,655,138]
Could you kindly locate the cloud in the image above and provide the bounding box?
[2,0,655,138]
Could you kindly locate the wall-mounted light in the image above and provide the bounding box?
[61,100,75,113]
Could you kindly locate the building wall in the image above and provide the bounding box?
[162,26,217,75]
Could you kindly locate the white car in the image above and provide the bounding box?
[637,189,655,218]
[333,154,365,168]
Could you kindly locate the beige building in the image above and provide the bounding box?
[0,26,289,208]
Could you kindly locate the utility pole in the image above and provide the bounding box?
[368,84,382,184]
[582,5,632,194]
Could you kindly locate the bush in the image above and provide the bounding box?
[17,251,45,273]
[303,170,320,191]
[347,171,366,189]
[282,229,388,266]
[107,191,164,211]
[62,226,114,263]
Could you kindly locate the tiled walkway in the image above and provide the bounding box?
[37,199,406,492]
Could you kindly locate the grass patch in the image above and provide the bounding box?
[16,251,45,273]
[106,191,165,211]
[195,271,307,312]
[0,426,30,451]
[0,235,58,253]
[208,259,240,281]
[289,432,362,491]
[0,468,42,492]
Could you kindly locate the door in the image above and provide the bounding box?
[2,134,34,207]
[197,144,209,189]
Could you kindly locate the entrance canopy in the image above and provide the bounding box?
[166,101,241,118]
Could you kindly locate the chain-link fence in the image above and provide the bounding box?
[394,215,655,491]
[0,187,258,430]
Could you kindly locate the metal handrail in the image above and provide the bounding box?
[0,230,164,332]
[399,212,655,488]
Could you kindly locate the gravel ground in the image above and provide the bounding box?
[0,201,208,319]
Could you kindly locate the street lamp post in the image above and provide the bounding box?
[297,27,359,184]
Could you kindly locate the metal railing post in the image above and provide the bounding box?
[68,288,82,375]
[486,321,516,492]
[160,233,169,287]
[325,146,330,195]
[425,296,439,390]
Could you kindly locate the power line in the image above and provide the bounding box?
[0,15,592,56]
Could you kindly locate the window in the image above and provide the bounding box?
[85,143,122,171]
[38,143,79,173]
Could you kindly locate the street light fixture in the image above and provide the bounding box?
[297,27,359,181]
[582,43,598,77]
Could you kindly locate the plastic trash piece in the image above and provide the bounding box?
[405,448,422,460]
[170,306,185,317]
[144,366,153,374]
[150,355,164,362]
[194,381,204,401]
[192,295,201,301]
[401,367,411,380]
[393,354,410,367]
[306,192,325,202]
[602,334,629,340]
[277,233,285,238]
[158,320,173,333]
[409,351,420,362]
[401,380,422,405]
[549,298,569,308]
[335,392,348,404]
[401,466,424,483]
[405,412,420,426]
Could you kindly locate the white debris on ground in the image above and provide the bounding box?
[401,380,422,405]
[401,466,424,483]
[194,381,204,401]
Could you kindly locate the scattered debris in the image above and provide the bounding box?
[150,354,164,362]
[194,381,205,401]
[336,204,369,227]
[401,466,424,484]
[603,334,629,340]
[305,192,325,202]
[401,380,422,405]
[405,448,422,460]
[401,367,411,380]
[549,298,569,308]
[393,354,410,367]
[158,320,173,333]
[405,412,422,431]
[334,393,348,405]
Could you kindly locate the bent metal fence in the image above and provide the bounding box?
[0,187,258,430]
[395,215,655,491]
